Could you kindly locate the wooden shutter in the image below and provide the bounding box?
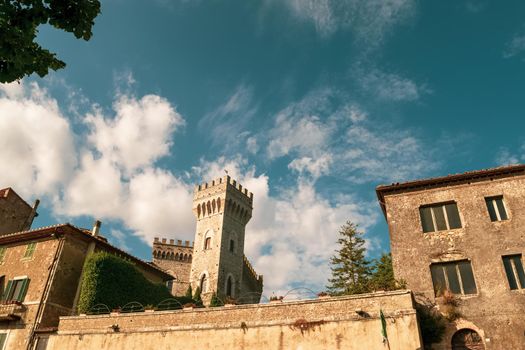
[17,278,30,302]
[2,280,13,301]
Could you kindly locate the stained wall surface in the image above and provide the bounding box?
[44,291,422,350]
[381,171,525,349]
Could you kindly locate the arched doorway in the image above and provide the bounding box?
[451,329,484,350]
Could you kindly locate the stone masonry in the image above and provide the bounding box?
[376,164,525,350]
[151,176,263,305]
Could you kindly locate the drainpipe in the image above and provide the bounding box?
[70,220,101,314]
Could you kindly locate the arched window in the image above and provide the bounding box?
[200,274,208,293]
[226,276,233,297]
[217,198,221,212]
[203,229,214,250]
[189,254,192,262]
[229,239,235,253]
[161,251,166,259]
[170,252,175,260]
[451,329,484,350]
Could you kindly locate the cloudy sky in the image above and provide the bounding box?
[1,0,525,295]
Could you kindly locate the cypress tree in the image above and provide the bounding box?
[193,286,202,306]
[327,221,372,295]
[185,285,193,299]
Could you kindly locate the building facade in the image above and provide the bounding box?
[0,188,172,350]
[152,176,263,305]
[376,164,525,350]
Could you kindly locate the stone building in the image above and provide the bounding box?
[0,188,172,350]
[0,188,39,236]
[376,164,525,350]
[152,176,263,305]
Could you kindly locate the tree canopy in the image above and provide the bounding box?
[327,221,372,295]
[0,0,101,83]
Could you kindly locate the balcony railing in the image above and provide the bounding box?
[0,301,25,321]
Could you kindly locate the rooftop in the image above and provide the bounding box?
[376,164,525,215]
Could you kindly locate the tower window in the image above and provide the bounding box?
[200,274,208,293]
[226,276,233,297]
[419,202,462,233]
[502,254,525,290]
[204,237,212,250]
[485,196,508,221]
[229,239,235,253]
[430,260,477,296]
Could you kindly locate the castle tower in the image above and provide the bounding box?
[189,176,253,304]
[0,187,39,235]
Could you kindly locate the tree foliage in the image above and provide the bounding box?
[185,285,193,299]
[192,286,203,307]
[369,253,406,291]
[209,292,223,307]
[77,252,172,314]
[327,221,372,295]
[0,0,101,83]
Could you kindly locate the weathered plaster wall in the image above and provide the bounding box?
[45,291,422,350]
[383,174,525,349]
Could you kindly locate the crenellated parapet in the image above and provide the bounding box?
[192,176,253,224]
[152,237,194,263]
[243,255,263,285]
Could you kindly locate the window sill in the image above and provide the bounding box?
[20,257,35,262]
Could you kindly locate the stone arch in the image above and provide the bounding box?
[212,199,216,213]
[200,272,209,293]
[217,198,221,212]
[183,253,188,261]
[225,274,235,298]
[204,229,214,250]
[175,253,179,260]
[170,252,175,260]
[188,254,192,262]
[197,203,201,218]
[207,201,212,215]
[451,328,484,350]
[161,251,166,259]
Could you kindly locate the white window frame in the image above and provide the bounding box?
[486,196,508,221]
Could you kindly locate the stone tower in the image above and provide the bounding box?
[189,175,253,304]
[0,187,39,235]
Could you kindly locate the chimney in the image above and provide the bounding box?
[92,220,101,237]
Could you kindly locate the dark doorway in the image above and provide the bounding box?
[451,329,484,350]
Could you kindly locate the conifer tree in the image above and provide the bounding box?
[327,221,371,295]
[369,253,406,291]
[185,285,193,299]
[193,286,202,306]
[209,292,223,307]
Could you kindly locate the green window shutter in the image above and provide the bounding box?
[24,243,36,258]
[0,333,7,349]
[2,280,13,301]
[17,279,30,302]
[0,247,6,262]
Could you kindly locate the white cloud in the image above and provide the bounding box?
[357,67,427,101]
[281,0,416,44]
[85,94,184,175]
[495,146,525,165]
[199,84,257,148]
[504,33,525,59]
[0,82,76,199]
[288,154,332,178]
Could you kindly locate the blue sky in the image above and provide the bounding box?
[1,0,525,295]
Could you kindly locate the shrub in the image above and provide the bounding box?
[210,292,224,307]
[415,301,446,349]
[77,252,173,314]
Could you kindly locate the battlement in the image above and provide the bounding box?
[194,175,253,202]
[243,255,262,283]
[153,237,194,248]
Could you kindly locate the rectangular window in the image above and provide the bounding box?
[502,255,525,290]
[420,202,462,233]
[0,247,5,263]
[485,196,508,221]
[23,243,36,259]
[430,260,477,296]
[2,278,30,302]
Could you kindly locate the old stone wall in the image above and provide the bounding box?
[0,188,34,235]
[239,256,263,304]
[44,291,422,350]
[383,173,525,349]
[152,238,193,295]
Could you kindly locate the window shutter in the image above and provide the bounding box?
[17,278,30,302]
[2,280,13,301]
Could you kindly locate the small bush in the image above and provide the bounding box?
[415,301,446,349]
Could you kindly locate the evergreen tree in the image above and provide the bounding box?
[185,285,193,299]
[327,221,372,295]
[209,292,223,307]
[369,253,406,291]
[193,286,202,306]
